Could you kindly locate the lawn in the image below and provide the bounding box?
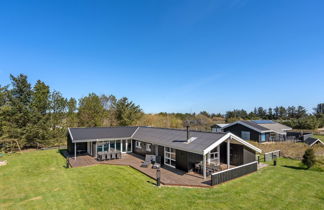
[0,150,324,209]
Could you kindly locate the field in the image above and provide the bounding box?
[1,150,324,210]
[249,140,324,161]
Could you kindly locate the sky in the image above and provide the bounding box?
[0,0,323,114]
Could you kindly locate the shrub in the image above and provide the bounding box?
[302,148,316,169]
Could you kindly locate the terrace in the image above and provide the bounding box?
[66,153,233,187]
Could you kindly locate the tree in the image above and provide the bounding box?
[31,80,50,116]
[302,148,316,169]
[287,106,296,118]
[115,97,142,126]
[9,74,33,129]
[78,93,105,127]
[296,106,307,119]
[199,111,210,118]
[314,103,324,115]
[24,80,51,144]
[66,97,78,127]
[49,90,67,130]
[100,94,117,126]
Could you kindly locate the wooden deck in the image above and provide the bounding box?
[68,153,213,187]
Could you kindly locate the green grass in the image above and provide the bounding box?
[314,134,324,141]
[1,150,324,209]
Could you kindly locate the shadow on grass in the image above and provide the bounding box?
[147,180,158,186]
[282,165,307,170]
[283,165,324,172]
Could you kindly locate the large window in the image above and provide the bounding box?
[164,147,176,168]
[241,131,251,140]
[110,141,115,151]
[127,140,132,152]
[208,146,220,164]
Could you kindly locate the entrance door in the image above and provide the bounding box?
[127,139,132,152]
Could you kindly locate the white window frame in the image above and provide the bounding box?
[164,147,176,168]
[136,141,141,148]
[208,146,220,165]
[146,143,151,152]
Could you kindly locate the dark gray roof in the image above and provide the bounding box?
[304,137,323,146]
[241,121,270,131]
[133,127,227,154]
[68,126,262,154]
[69,127,138,141]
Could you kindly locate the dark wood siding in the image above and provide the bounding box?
[230,144,243,166]
[223,124,261,141]
[211,161,258,185]
[67,134,87,155]
[67,134,73,154]
[187,152,203,172]
[243,147,256,164]
[219,142,255,165]
[132,140,155,156]
[176,150,188,171]
[158,146,164,166]
[175,150,203,172]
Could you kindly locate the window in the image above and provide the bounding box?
[103,143,109,152]
[146,143,151,152]
[241,131,250,140]
[97,145,103,153]
[210,152,218,160]
[208,146,220,164]
[164,147,176,168]
[261,133,266,142]
[110,141,115,151]
[136,141,141,148]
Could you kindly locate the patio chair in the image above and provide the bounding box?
[116,152,121,159]
[105,153,111,160]
[194,162,201,174]
[141,155,155,168]
[152,156,161,169]
[97,153,103,161]
[111,152,116,159]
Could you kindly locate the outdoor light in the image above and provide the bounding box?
[156,167,161,187]
[273,155,277,166]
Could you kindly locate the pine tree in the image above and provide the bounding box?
[302,148,316,169]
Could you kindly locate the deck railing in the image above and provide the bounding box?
[211,161,258,186]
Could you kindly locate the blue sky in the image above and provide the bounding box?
[0,0,323,114]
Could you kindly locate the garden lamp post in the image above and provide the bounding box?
[273,155,277,166]
[156,167,161,187]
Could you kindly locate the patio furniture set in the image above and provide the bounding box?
[97,151,122,161]
[141,154,161,169]
[194,162,221,176]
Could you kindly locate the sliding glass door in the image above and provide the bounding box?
[121,139,132,153]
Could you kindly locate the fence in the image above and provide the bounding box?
[264,150,280,162]
[211,161,258,186]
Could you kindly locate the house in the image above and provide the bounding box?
[67,126,261,179]
[304,137,324,147]
[211,124,228,132]
[221,120,292,142]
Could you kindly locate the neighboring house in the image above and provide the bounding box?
[221,120,292,142]
[211,124,228,132]
[304,137,324,147]
[67,126,261,179]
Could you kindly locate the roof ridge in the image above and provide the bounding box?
[69,126,140,129]
[138,126,227,134]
